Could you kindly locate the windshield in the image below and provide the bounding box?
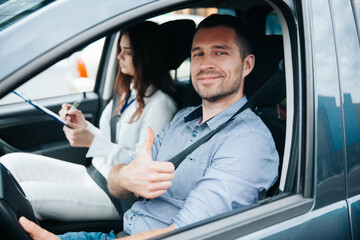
[0,0,55,31]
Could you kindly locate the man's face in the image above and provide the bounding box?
[191,26,253,103]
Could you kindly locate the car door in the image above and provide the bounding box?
[333,0,360,239]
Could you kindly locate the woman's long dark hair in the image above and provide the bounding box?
[114,21,176,122]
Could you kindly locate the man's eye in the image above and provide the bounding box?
[216,52,226,56]
[192,52,203,57]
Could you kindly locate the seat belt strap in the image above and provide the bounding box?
[169,60,285,169]
[168,100,250,169]
[86,164,130,217]
[110,91,134,143]
[110,94,118,143]
[86,94,132,217]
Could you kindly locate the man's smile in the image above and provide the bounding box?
[196,70,225,83]
[197,75,222,81]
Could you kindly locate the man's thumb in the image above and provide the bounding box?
[141,127,155,156]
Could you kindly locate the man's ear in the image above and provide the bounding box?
[242,54,255,78]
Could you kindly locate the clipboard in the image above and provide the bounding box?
[12,91,71,128]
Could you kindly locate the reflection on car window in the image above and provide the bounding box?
[0,0,55,31]
[0,38,105,105]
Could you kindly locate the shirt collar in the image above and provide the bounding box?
[184,105,202,122]
[183,96,248,130]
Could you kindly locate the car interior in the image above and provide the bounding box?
[0,0,300,238]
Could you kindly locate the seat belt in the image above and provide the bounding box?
[169,60,285,169]
[86,93,133,217]
[110,93,119,143]
[86,164,132,217]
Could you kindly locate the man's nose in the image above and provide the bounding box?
[199,55,215,70]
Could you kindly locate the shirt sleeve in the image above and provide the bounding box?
[171,132,279,229]
[86,101,117,161]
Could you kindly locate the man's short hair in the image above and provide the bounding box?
[195,14,253,59]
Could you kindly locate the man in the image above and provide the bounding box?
[19,14,279,240]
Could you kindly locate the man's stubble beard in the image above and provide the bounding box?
[192,68,243,103]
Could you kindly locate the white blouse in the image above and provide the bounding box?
[86,86,177,178]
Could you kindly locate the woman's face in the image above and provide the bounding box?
[117,33,135,77]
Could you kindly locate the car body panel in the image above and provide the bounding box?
[309,0,346,209]
[242,201,351,240]
[330,0,360,239]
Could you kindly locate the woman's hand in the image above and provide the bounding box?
[63,122,95,148]
[59,103,87,127]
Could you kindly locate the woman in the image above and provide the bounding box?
[1,21,177,221]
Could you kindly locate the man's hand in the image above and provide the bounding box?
[19,217,60,240]
[110,128,175,199]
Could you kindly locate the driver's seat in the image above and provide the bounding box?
[0,163,39,239]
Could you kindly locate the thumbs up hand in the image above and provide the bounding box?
[120,128,175,199]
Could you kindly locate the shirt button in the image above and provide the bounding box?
[192,133,197,138]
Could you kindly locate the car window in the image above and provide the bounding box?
[266,11,282,35]
[0,38,105,105]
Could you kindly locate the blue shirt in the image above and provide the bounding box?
[122,97,279,235]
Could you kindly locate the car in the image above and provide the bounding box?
[0,0,359,239]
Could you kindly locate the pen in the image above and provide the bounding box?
[65,101,81,117]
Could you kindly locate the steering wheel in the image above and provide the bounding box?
[0,163,39,240]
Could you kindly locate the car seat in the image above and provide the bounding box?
[159,19,201,109]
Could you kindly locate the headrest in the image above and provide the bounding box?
[244,35,285,107]
[160,19,196,70]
